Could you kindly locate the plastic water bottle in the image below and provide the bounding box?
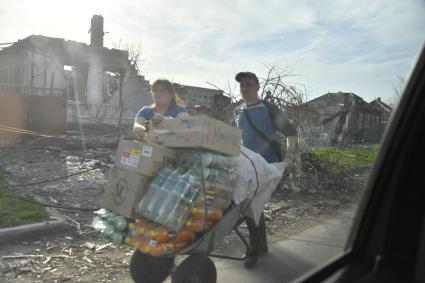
[152,186,175,223]
[201,152,214,167]
[171,203,191,230]
[162,196,190,231]
[154,171,190,230]
[137,177,161,218]
[111,232,124,245]
[174,171,198,203]
[103,223,115,237]
[155,189,179,228]
[203,152,237,169]
[194,194,232,209]
[137,189,154,217]
[137,167,175,217]
[112,215,127,231]
[151,168,184,221]
[186,184,199,205]
[161,167,183,190]
[140,185,164,221]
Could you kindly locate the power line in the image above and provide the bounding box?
[0,194,97,211]
[0,125,125,140]
[6,164,106,188]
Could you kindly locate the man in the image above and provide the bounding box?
[234,71,298,267]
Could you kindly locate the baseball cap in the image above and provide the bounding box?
[235,72,259,84]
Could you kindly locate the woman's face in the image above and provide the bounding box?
[152,84,173,107]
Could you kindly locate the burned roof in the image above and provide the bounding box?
[2,35,131,73]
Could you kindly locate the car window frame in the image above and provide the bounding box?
[293,44,425,283]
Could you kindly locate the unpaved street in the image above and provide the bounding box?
[0,140,367,283]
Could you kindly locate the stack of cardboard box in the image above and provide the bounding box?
[145,116,242,156]
[101,116,242,219]
[102,139,177,218]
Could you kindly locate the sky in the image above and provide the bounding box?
[0,0,424,103]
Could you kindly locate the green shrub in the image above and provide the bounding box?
[0,169,48,228]
[311,145,379,167]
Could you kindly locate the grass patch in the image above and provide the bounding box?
[311,145,379,167]
[0,168,48,228]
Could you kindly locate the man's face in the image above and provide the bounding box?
[239,77,260,102]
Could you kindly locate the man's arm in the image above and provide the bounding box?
[264,101,297,137]
[264,101,298,167]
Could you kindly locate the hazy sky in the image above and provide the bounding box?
[0,0,424,102]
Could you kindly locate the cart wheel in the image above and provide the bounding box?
[129,250,174,283]
[171,255,217,283]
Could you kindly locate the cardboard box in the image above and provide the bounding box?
[115,138,176,176]
[102,166,152,218]
[145,116,242,156]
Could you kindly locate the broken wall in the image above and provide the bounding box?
[297,93,383,145]
[27,95,66,134]
[0,94,26,146]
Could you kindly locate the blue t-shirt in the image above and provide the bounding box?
[136,105,187,120]
[235,102,279,163]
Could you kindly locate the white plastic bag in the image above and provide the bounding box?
[233,146,286,225]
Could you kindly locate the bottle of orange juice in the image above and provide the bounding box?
[191,207,222,221]
[184,217,214,232]
[148,226,194,243]
[134,217,156,236]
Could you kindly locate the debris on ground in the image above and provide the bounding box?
[0,138,368,282]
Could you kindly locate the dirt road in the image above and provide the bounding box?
[0,141,367,283]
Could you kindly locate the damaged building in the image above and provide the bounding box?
[0,15,226,146]
[295,92,392,145]
[0,15,151,146]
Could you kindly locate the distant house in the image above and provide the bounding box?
[295,92,392,145]
[174,84,223,107]
[369,97,392,123]
[174,84,234,123]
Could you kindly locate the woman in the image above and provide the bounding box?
[133,79,189,138]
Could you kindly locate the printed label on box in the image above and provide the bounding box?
[141,145,153,157]
[120,148,141,167]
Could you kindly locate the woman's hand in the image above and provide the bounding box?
[152,113,165,127]
[133,117,147,140]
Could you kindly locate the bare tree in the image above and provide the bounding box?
[206,62,309,107]
[389,75,405,107]
[260,63,308,111]
[202,62,310,126]
[112,40,144,75]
